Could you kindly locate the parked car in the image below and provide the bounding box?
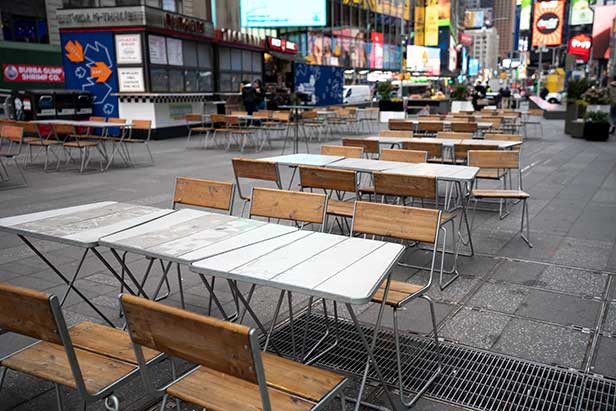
[343,85,371,105]
[546,90,565,104]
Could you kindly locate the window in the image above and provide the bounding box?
[150,68,169,92]
[184,70,199,92]
[217,47,263,92]
[169,69,184,92]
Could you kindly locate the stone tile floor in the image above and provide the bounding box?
[1,118,616,410]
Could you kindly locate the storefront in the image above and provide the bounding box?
[263,37,302,109]
[57,6,264,138]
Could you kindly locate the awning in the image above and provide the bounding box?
[267,51,304,63]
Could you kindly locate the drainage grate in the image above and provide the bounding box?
[262,311,616,411]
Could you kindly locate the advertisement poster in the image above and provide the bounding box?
[370,32,384,69]
[166,38,183,66]
[438,0,451,26]
[570,0,594,26]
[424,0,439,46]
[519,0,531,31]
[241,0,326,27]
[118,67,145,92]
[148,35,167,65]
[532,0,565,47]
[568,34,592,62]
[464,9,484,29]
[61,31,119,118]
[3,64,64,83]
[406,45,440,75]
[115,34,142,64]
[592,5,616,59]
[468,58,480,76]
[294,63,343,106]
[415,0,425,46]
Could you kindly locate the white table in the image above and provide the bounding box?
[191,229,405,410]
[259,153,344,167]
[386,162,479,182]
[32,120,128,129]
[100,208,298,317]
[325,157,412,173]
[0,202,173,325]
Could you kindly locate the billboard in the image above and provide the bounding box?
[406,45,440,75]
[241,0,326,27]
[520,0,531,31]
[3,65,64,83]
[464,10,485,29]
[425,0,439,45]
[568,33,592,61]
[570,0,594,26]
[415,0,425,45]
[592,5,616,59]
[532,0,565,47]
[294,63,343,106]
[438,0,451,26]
[468,58,480,76]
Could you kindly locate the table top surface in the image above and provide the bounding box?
[99,208,298,264]
[367,136,520,148]
[259,153,345,167]
[191,230,405,304]
[0,202,172,247]
[325,157,417,172]
[31,120,128,128]
[385,162,479,181]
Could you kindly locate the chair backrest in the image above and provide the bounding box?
[380,148,427,163]
[52,124,76,136]
[447,117,469,123]
[418,122,444,132]
[232,158,280,182]
[302,110,318,120]
[389,119,413,131]
[379,130,413,138]
[89,116,106,122]
[121,294,262,384]
[253,110,272,118]
[342,138,379,154]
[132,120,151,130]
[184,114,203,122]
[321,144,363,158]
[418,115,442,121]
[108,117,127,124]
[373,173,437,200]
[527,108,543,117]
[1,125,23,143]
[483,133,522,141]
[437,131,473,139]
[249,187,326,225]
[210,114,227,124]
[272,111,290,122]
[454,143,499,162]
[351,201,440,243]
[15,121,40,136]
[402,141,442,159]
[467,150,520,170]
[231,111,247,116]
[451,122,477,133]
[224,115,240,126]
[299,165,357,193]
[0,283,62,344]
[173,177,234,212]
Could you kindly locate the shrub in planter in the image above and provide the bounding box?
[583,111,611,141]
[567,78,592,102]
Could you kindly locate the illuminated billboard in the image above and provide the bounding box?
[468,58,480,76]
[532,0,565,47]
[464,9,485,28]
[406,45,441,75]
[241,0,326,27]
[570,0,594,26]
[519,0,531,31]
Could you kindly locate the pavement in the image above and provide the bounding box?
[1,117,616,410]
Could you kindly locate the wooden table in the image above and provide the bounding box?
[0,202,173,325]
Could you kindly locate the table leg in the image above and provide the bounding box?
[107,248,150,298]
[19,236,116,326]
[456,181,475,257]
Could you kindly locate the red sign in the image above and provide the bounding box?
[532,0,564,47]
[459,32,473,46]
[3,64,64,83]
[164,13,205,34]
[267,37,297,54]
[568,34,592,62]
[370,32,384,69]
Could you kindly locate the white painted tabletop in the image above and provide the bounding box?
[0,202,172,247]
[191,231,405,304]
[459,139,522,148]
[392,137,520,149]
[325,157,412,172]
[31,120,127,128]
[259,153,345,167]
[405,120,493,128]
[365,136,413,145]
[100,208,298,264]
[385,163,480,182]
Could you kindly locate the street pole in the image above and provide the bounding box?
[537,43,543,94]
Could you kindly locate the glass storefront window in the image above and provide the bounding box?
[169,69,184,92]
[219,48,231,70]
[231,49,242,69]
[199,71,213,92]
[183,41,198,67]
[150,68,169,92]
[184,70,199,92]
[198,44,213,68]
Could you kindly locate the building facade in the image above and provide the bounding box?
[467,26,499,72]
[492,0,514,58]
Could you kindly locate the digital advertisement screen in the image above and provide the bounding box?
[241,0,327,27]
[532,0,564,47]
[406,45,441,75]
[468,58,480,76]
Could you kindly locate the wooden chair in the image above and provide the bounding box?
[249,187,327,229]
[451,122,478,133]
[388,119,413,131]
[468,150,531,247]
[350,202,443,407]
[483,133,523,142]
[0,283,164,411]
[232,158,282,216]
[523,109,544,138]
[402,141,443,162]
[321,144,363,158]
[231,110,248,116]
[173,177,235,213]
[0,125,27,185]
[380,148,427,163]
[416,121,444,137]
[120,293,347,411]
[299,166,357,232]
[379,130,413,138]
[453,143,499,165]
[342,138,379,158]
[15,121,60,171]
[121,120,154,165]
[53,124,100,173]
[185,114,214,148]
[437,131,473,140]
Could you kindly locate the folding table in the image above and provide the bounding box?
[191,230,405,411]
[99,208,298,319]
[258,153,345,189]
[0,202,173,326]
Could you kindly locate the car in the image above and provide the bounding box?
[343,85,371,105]
[546,91,565,104]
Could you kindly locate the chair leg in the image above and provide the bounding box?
[104,395,119,411]
[0,367,7,391]
[159,394,169,411]
[55,384,66,411]
[176,263,185,309]
[520,198,533,248]
[146,142,154,164]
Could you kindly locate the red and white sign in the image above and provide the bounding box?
[459,33,473,46]
[3,64,64,83]
[568,34,592,62]
[267,37,297,54]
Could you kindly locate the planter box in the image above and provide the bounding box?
[378,100,404,112]
[570,119,585,138]
[583,121,610,141]
[565,102,585,135]
[587,104,611,115]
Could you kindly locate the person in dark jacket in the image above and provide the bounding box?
[241,80,257,114]
[254,79,266,111]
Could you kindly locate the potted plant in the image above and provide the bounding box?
[582,87,612,114]
[377,80,404,122]
[583,111,611,141]
[450,84,473,113]
[565,78,591,135]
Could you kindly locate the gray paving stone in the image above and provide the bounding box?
[552,238,613,271]
[492,318,590,369]
[535,265,608,298]
[591,336,616,379]
[440,308,512,350]
[499,232,564,263]
[490,259,547,286]
[603,303,616,335]
[516,289,601,328]
[468,282,530,314]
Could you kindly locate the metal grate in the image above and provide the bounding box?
[262,311,616,411]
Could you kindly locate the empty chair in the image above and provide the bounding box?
[468,150,531,247]
[120,293,347,411]
[380,148,427,163]
[342,138,379,158]
[416,121,444,137]
[232,158,282,216]
[402,140,444,162]
[437,131,473,140]
[123,120,154,165]
[350,202,443,407]
[0,125,27,185]
[453,143,499,165]
[379,130,413,138]
[185,114,214,148]
[321,144,363,158]
[0,283,164,411]
[221,115,259,152]
[17,121,61,171]
[249,187,327,230]
[451,122,478,133]
[483,133,523,142]
[388,119,413,131]
[53,124,101,173]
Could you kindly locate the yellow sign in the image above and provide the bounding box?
[415,0,425,45]
[424,0,439,45]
